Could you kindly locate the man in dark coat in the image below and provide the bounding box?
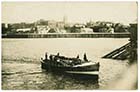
[84,53,88,61]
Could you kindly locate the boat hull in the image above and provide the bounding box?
[41,61,99,72]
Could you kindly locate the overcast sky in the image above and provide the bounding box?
[2,1,137,24]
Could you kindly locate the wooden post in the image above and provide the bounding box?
[129,23,137,64]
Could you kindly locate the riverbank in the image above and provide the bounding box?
[2,33,130,38]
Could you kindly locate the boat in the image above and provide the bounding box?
[41,53,100,73]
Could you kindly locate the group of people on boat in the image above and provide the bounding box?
[42,52,89,66]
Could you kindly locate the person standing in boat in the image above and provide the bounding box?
[53,53,60,66]
[57,53,60,56]
[43,52,48,63]
[76,54,82,64]
[76,54,79,59]
[49,55,55,66]
[53,52,59,60]
[83,53,88,62]
[45,52,48,60]
[49,55,53,61]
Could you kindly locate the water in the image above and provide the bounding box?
[2,38,130,90]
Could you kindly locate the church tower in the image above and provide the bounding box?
[63,15,67,25]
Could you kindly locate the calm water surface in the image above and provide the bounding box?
[2,38,129,90]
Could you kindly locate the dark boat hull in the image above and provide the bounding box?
[41,61,99,72]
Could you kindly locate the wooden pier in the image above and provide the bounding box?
[102,42,130,60]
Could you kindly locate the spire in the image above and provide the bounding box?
[63,15,67,25]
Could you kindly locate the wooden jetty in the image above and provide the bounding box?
[102,42,130,60]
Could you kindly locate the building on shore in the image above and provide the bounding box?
[16,28,31,33]
[81,28,93,33]
[36,25,50,34]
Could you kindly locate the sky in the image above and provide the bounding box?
[2,1,138,24]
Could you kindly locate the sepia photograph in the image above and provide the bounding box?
[1,1,138,90]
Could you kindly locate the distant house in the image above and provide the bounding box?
[59,29,67,33]
[48,28,61,33]
[70,24,85,33]
[36,25,50,34]
[81,28,93,33]
[47,20,57,29]
[107,27,114,33]
[56,22,65,29]
[16,28,31,33]
[74,24,85,28]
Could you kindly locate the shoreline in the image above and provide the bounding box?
[2,33,130,38]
